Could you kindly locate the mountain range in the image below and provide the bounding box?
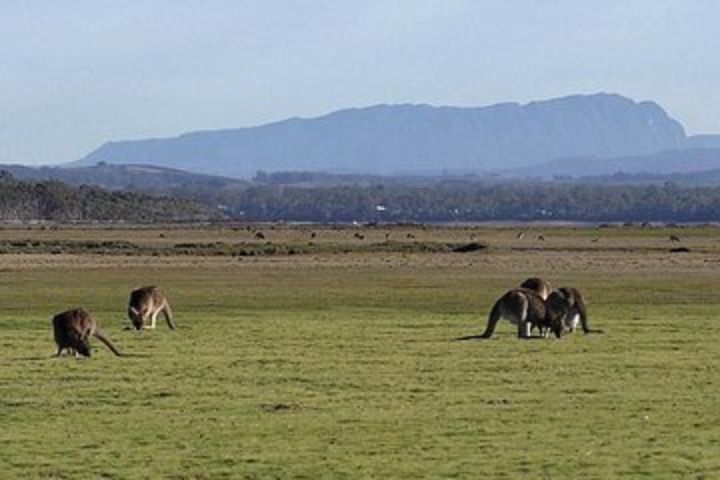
[71,93,709,178]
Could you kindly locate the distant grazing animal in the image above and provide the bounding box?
[537,234,545,241]
[310,232,317,239]
[591,237,600,243]
[516,231,525,239]
[552,287,603,334]
[406,233,415,239]
[476,288,566,339]
[354,233,365,240]
[254,231,266,239]
[53,308,124,357]
[669,235,681,242]
[128,286,175,330]
[385,232,391,240]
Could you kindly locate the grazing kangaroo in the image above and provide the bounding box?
[520,277,554,336]
[476,288,566,339]
[520,277,553,300]
[128,286,175,330]
[553,287,603,334]
[52,308,124,357]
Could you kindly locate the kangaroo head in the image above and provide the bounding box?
[128,306,144,330]
[546,290,572,338]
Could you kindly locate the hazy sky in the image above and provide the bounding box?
[2,0,719,165]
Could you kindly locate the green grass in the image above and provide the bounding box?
[1,228,720,478]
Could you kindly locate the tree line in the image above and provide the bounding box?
[5,169,720,223]
[195,181,720,222]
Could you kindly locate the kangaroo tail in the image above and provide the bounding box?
[163,303,176,330]
[479,295,506,339]
[93,328,125,356]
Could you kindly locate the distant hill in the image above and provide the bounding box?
[71,93,687,177]
[569,168,720,186]
[0,162,249,193]
[685,134,720,149]
[508,148,720,179]
[0,171,220,222]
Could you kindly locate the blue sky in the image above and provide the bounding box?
[1,0,718,165]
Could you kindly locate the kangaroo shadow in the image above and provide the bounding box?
[116,352,151,358]
[122,324,191,332]
[14,355,55,362]
[453,334,488,341]
[452,334,548,341]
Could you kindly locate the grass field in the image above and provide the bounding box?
[1,224,719,479]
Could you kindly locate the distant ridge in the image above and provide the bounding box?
[508,147,720,179]
[0,170,218,222]
[686,134,720,149]
[1,162,248,192]
[71,93,687,177]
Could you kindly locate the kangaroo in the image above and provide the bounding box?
[52,308,124,357]
[520,277,553,300]
[128,286,175,330]
[475,288,566,339]
[520,277,554,336]
[551,287,603,334]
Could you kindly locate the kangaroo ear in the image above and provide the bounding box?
[129,306,139,315]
